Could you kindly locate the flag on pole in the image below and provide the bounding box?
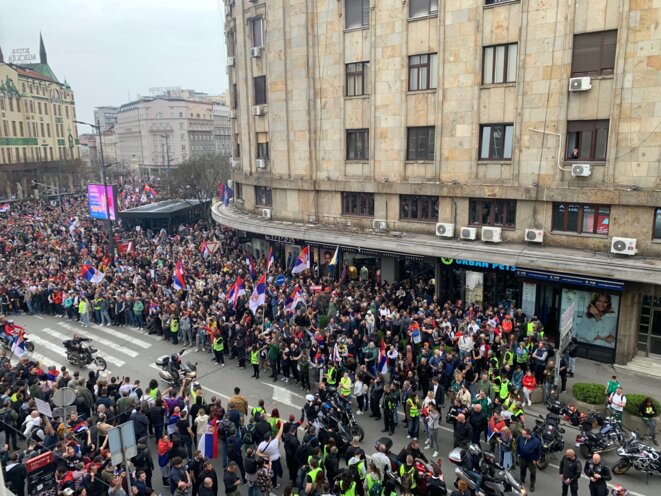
[285,285,305,313]
[332,343,341,364]
[200,240,210,257]
[222,183,233,207]
[80,264,105,284]
[0,203,10,213]
[377,339,388,375]
[226,277,245,310]
[291,246,310,275]
[197,419,219,459]
[266,246,274,273]
[117,241,134,254]
[11,332,26,357]
[249,274,267,315]
[173,261,186,291]
[218,182,225,201]
[328,246,339,267]
[246,255,256,280]
[144,185,158,197]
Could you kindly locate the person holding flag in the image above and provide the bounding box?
[291,246,310,275]
[246,255,256,281]
[173,261,186,291]
[249,274,267,315]
[266,246,274,273]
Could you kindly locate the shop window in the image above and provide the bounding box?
[254,186,272,207]
[406,126,435,161]
[346,62,369,97]
[572,30,617,77]
[469,198,516,228]
[552,203,610,235]
[345,0,370,30]
[254,76,267,106]
[408,54,438,91]
[400,195,439,222]
[409,0,438,18]
[342,192,374,217]
[566,120,609,161]
[653,208,661,240]
[346,129,369,160]
[482,43,518,84]
[251,16,264,48]
[479,124,513,160]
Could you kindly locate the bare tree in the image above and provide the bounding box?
[170,152,231,216]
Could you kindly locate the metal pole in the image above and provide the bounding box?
[166,134,171,197]
[96,120,115,256]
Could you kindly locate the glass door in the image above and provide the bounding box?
[638,296,661,357]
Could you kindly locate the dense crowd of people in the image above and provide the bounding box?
[0,180,597,496]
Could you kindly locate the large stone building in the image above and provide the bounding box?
[0,35,82,197]
[114,91,231,176]
[215,0,661,366]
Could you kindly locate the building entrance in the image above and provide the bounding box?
[638,295,661,357]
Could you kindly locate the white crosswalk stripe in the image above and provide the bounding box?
[27,334,112,373]
[40,327,126,367]
[85,323,152,349]
[55,322,139,358]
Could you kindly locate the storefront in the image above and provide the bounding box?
[638,294,661,358]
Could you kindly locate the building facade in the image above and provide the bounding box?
[216,0,661,365]
[0,35,81,197]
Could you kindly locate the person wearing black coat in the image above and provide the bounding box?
[453,413,473,449]
[283,426,300,480]
[324,446,340,485]
[369,376,384,419]
[584,453,611,496]
[559,449,582,496]
[468,404,488,444]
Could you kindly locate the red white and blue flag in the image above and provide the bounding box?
[378,340,388,375]
[226,277,246,310]
[198,419,219,459]
[248,274,267,315]
[200,240,210,257]
[11,332,26,358]
[144,184,158,198]
[266,246,274,273]
[285,285,305,313]
[0,203,10,213]
[173,261,186,291]
[246,255,256,280]
[291,246,310,275]
[71,420,88,433]
[80,264,105,284]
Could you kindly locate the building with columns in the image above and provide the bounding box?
[214,0,661,367]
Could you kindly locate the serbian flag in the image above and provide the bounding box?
[246,255,256,280]
[200,240,210,257]
[222,182,233,207]
[285,285,305,313]
[11,332,26,358]
[218,182,224,201]
[144,184,158,197]
[266,246,274,273]
[226,277,245,309]
[378,339,388,374]
[81,264,105,284]
[291,246,310,275]
[198,419,219,459]
[71,420,88,433]
[249,274,267,315]
[117,241,134,254]
[0,203,10,213]
[173,261,186,291]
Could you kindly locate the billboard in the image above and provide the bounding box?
[87,183,117,221]
[560,289,620,349]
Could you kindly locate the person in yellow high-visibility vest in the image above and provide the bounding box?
[406,393,421,440]
[327,364,338,386]
[250,345,260,379]
[212,333,225,366]
[340,372,352,399]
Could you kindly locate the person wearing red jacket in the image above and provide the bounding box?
[522,370,537,407]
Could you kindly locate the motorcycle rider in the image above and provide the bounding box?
[1,319,24,347]
[168,352,183,384]
[584,453,611,496]
[65,334,90,359]
[558,448,581,496]
[397,440,429,465]
[461,444,483,496]
[302,394,320,423]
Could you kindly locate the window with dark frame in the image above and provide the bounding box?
[482,43,518,84]
[400,195,439,222]
[232,84,238,109]
[253,76,267,106]
[469,199,517,228]
[341,192,375,217]
[346,129,369,160]
[257,142,269,160]
[566,120,609,161]
[479,124,513,160]
[254,186,272,207]
[653,208,661,240]
[235,182,243,200]
[408,54,438,91]
[552,203,610,235]
[406,126,435,161]
[251,16,264,48]
[346,62,369,97]
[571,30,617,77]
[409,0,438,18]
[345,0,370,29]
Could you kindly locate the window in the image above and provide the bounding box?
[566,120,609,161]
[407,126,435,161]
[254,76,267,106]
[408,54,437,91]
[342,192,374,217]
[346,129,369,160]
[469,199,517,228]
[251,16,264,48]
[400,195,439,222]
[479,124,513,160]
[654,208,661,240]
[255,186,272,207]
[257,142,270,159]
[409,0,438,18]
[346,62,369,97]
[482,43,517,84]
[552,203,610,235]
[345,0,370,29]
[235,182,243,201]
[572,30,617,77]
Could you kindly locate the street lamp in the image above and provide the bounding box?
[31,179,64,213]
[157,133,171,197]
[75,119,115,256]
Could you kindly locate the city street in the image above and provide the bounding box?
[11,314,653,496]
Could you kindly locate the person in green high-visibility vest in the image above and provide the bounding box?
[399,454,417,491]
[339,371,352,399]
[337,469,356,496]
[213,333,225,366]
[250,344,261,379]
[326,364,338,386]
[305,458,323,496]
[406,393,421,440]
[169,315,180,345]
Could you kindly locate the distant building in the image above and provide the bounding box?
[93,106,119,131]
[213,103,231,155]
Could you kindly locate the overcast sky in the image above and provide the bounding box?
[1,0,227,130]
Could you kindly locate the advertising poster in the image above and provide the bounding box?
[87,183,117,221]
[561,289,619,348]
[465,271,484,306]
[26,451,56,496]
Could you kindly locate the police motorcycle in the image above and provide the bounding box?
[63,335,107,370]
[532,409,565,470]
[156,349,198,389]
[611,431,661,479]
[449,444,526,496]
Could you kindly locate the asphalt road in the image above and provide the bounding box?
[10,314,654,496]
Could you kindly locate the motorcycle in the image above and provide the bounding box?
[327,391,365,441]
[1,333,35,353]
[611,431,661,479]
[575,413,628,459]
[448,447,526,496]
[377,437,445,496]
[156,349,197,389]
[63,338,107,370]
[532,413,565,470]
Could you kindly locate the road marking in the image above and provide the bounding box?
[260,381,306,400]
[40,327,126,367]
[24,349,64,370]
[54,323,137,359]
[28,334,112,373]
[86,324,151,349]
[34,315,44,320]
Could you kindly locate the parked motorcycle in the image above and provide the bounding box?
[612,431,661,479]
[156,349,197,389]
[533,413,565,470]
[63,337,107,370]
[575,413,628,459]
[448,447,526,496]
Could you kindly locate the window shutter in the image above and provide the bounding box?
[362,0,370,27]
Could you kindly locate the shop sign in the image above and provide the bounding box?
[265,234,298,244]
[516,268,624,292]
[440,258,516,272]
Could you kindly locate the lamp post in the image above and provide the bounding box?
[158,133,171,197]
[75,119,115,256]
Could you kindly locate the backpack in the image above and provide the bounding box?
[242,424,255,445]
[367,477,383,496]
[219,418,234,440]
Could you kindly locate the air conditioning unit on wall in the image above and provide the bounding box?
[256,159,267,169]
[460,227,477,240]
[250,46,262,58]
[571,164,592,177]
[569,77,592,92]
[435,223,455,238]
[261,209,272,220]
[252,105,265,116]
[226,57,235,67]
[481,227,502,243]
[372,219,388,232]
[525,229,544,243]
[611,237,637,256]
